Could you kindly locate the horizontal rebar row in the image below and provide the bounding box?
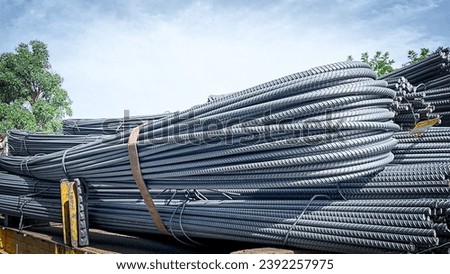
[0,169,448,254]
[7,130,114,156]
[63,113,172,135]
[392,127,450,164]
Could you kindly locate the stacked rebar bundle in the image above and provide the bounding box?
[387,77,439,130]
[0,61,399,189]
[380,48,450,86]
[63,113,171,135]
[7,130,114,156]
[381,48,450,127]
[4,60,450,253]
[0,168,448,254]
[392,127,450,164]
[422,87,450,126]
[0,171,59,197]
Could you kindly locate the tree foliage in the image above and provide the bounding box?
[347,51,396,77]
[360,51,396,77]
[349,48,437,77]
[405,48,430,66]
[0,40,72,133]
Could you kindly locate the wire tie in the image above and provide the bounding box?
[168,202,191,246]
[153,188,170,199]
[17,195,32,231]
[74,120,80,133]
[62,148,72,179]
[165,189,179,206]
[283,194,330,246]
[206,188,240,200]
[178,198,203,246]
[24,156,35,177]
[23,132,30,155]
[20,155,36,177]
[336,182,348,200]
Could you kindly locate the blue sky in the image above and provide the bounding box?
[1,0,449,118]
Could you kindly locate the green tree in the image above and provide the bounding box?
[347,51,395,77]
[349,48,442,77]
[404,48,430,66]
[0,40,72,133]
[360,51,395,77]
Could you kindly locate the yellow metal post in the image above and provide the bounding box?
[68,181,79,247]
[0,227,4,252]
[60,181,70,245]
[60,179,79,247]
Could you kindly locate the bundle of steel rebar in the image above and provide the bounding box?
[392,127,450,164]
[0,61,399,189]
[380,48,450,86]
[388,77,439,129]
[386,76,415,97]
[63,113,171,135]
[0,168,448,254]
[422,87,450,126]
[381,48,450,127]
[6,61,446,253]
[0,171,59,197]
[7,130,114,156]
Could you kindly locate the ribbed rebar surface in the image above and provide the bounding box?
[382,47,450,128]
[1,60,449,253]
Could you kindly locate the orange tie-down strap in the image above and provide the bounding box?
[127,124,170,235]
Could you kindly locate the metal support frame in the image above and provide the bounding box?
[60,179,89,247]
